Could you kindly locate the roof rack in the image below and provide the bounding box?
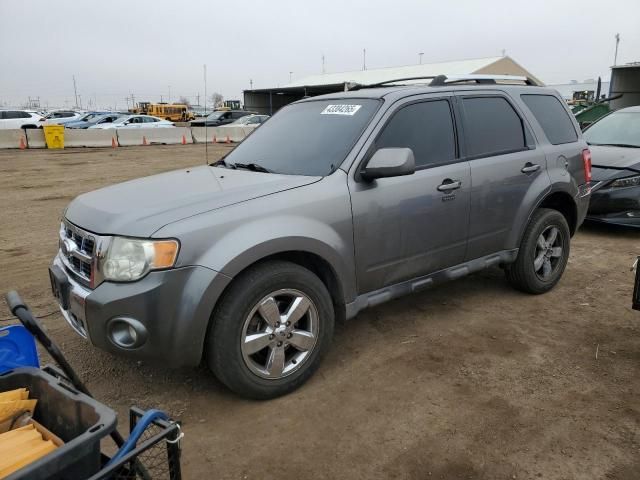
[347,74,539,91]
[429,74,539,86]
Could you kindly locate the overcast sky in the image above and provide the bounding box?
[1,0,639,109]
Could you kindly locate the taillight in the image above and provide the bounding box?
[582,148,592,183]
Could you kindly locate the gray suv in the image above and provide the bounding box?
[50,76,591,399]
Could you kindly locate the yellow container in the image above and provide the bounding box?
[43,125,65,149]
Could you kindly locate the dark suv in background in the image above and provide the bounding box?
[51,75,591,399]
[190,109,256,127]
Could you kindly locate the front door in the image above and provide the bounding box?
[349,96,471,294]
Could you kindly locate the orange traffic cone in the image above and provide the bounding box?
[142,136,148,146]
[19,136,26,150]
[225,135,231,144]
[213,135,217,143]
[111,137,118,148]
[181,134,187,145]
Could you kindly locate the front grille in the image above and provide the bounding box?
[60,221,96,286]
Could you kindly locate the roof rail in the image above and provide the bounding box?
[348,76,445,91]
[347,74,540,91]
[429,74,539,86]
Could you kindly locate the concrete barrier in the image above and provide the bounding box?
[116,127,193,146]
[190,127,214,143]
[0,129,28,149]
[191,126,258,144]
[64,129,116,148]
[25,129,46,148]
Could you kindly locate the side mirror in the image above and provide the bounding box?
[361,148,416,181]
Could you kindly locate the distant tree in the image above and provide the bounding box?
[210,92,224,108]
[178,96,191,107]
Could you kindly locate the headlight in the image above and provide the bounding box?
[101,237,179,282]
[610,175,640,189]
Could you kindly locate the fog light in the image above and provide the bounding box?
[107,317,147,349]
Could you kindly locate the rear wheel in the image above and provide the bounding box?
[207,260,334,399]
[505,208,570,294]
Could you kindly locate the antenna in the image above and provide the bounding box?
[204,64,208,165]
[72,75,79,109]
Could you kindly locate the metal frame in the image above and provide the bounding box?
[349,74,539,91]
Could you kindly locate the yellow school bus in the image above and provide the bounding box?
[135,103,194,121]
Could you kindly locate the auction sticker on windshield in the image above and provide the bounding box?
[321,104,362,116]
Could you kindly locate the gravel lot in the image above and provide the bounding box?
[1,144,639,480]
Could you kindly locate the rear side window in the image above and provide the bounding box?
[521,94,578,145]
[4,111,31,119]
[376,100,456,168]
[461,96,526,157]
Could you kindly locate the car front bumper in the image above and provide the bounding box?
[586,184,640,227]
[51,253,232,367]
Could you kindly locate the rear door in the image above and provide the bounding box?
[519,93,584,187]
[457,92,550,259]
[349,94,471,293]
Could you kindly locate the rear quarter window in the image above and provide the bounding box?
[521,94,578,145]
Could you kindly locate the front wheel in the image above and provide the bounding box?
[207,260,335,399]
[505,208,571,294]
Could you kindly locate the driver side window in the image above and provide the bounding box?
[376,100,457,168]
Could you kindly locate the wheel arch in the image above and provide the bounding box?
[216,249,348,323]
[537,191,578,236]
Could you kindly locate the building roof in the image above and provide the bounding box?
[281,56,539,89]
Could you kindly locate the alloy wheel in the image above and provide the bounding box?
[241,289,319,379]
[533,225,563,280]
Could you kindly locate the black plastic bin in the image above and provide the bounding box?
[0,365,117,480]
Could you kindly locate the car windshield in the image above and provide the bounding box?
[221,99,380,176]
[205,112,224,121]
[584,111,640,147]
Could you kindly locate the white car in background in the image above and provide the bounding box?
[40,110,83,125]
[89,115,174,129]
[0,110,43,129]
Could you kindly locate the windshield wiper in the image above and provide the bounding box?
[211,158,235,168]
[231,162,273,173]
[588,142,640,148]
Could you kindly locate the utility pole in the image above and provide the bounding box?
[289,71,293,83]
[249,79,253,89]
[613,33,620,66]
[168,85,171,103]
[196,93,200,106]
[322,54,325,74]
[363,48,366,70]
[72,75,79,108]
[418,52,424,65]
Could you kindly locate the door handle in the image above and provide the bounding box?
[437,179,462,192]
[521,163,541,173]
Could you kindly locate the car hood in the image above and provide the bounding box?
[65,166,320,237]
[590,145,640,182]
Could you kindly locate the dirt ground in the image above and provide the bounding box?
[1,144,639,480]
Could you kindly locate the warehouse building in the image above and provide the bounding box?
[244,56,543,115]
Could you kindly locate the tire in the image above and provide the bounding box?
[207,260,335,399]
[505,208,570,294]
